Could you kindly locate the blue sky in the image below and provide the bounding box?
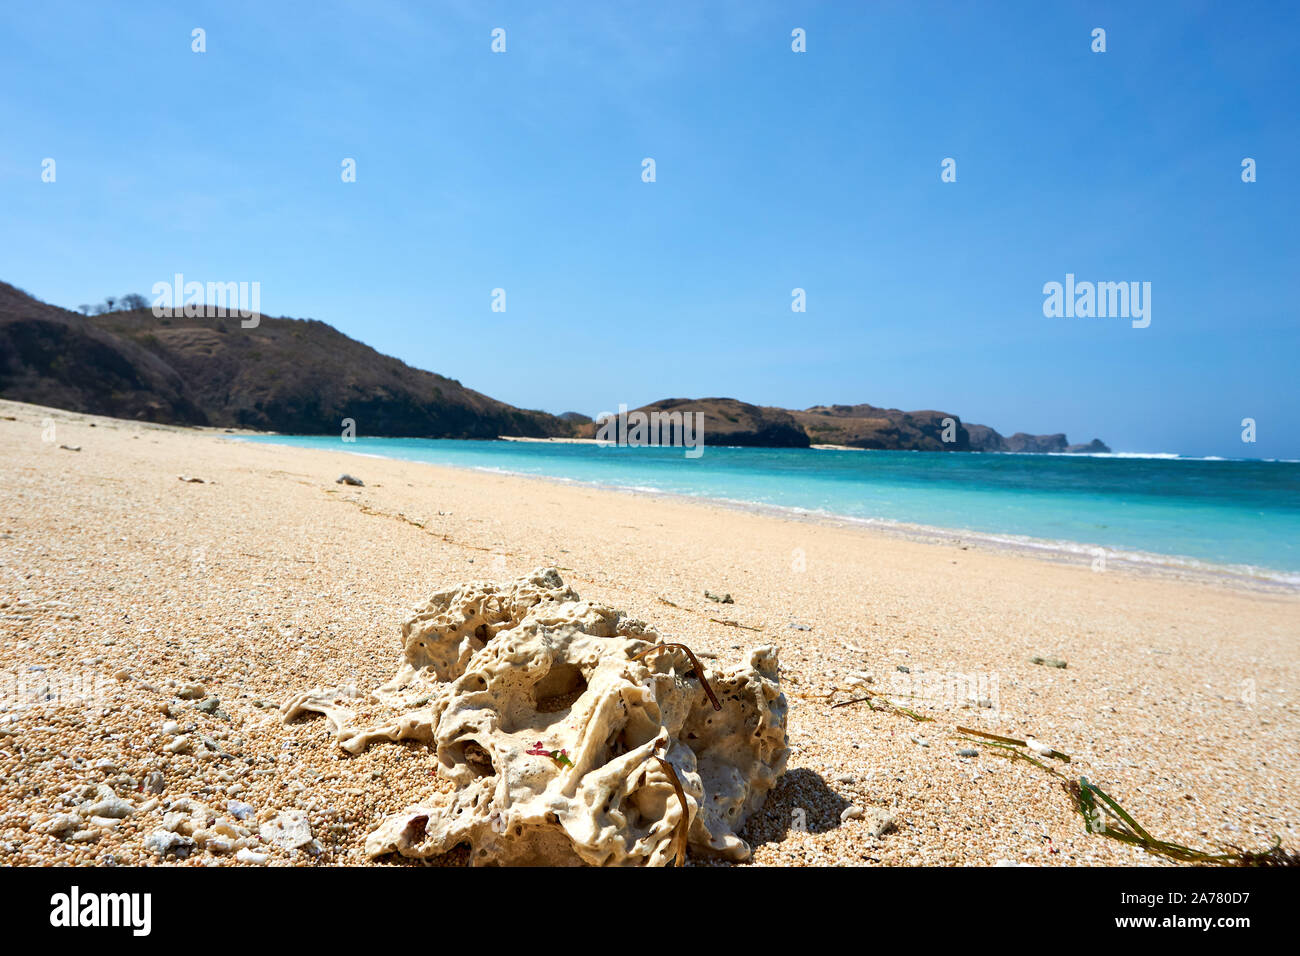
[2,1,1297,457]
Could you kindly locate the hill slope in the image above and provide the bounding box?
[581,396,1108,453]
[793,403,971,450]
[576,398,810,447]
[0,283,570,438]
[0,283,208,424]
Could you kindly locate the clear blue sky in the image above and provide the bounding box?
[2,1,1297,457]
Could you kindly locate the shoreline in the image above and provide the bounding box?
[236,434,1300,595]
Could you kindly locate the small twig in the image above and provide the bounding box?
[652,747,691,867]
[708,618,762,632]
[633,643,721,711]
[237,551,318,564]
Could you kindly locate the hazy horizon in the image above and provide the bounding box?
[3,1,1297,458]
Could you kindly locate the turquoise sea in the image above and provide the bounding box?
[237,436,1300,584]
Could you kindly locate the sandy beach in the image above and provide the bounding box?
[1,397,1296,866]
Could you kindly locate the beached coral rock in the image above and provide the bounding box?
[282,567,788,866]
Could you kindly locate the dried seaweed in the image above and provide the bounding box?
[956,726,1071,762]
[831,688,932,723]
[791,684,932,722]
[955,730,1296,866]
[1067,777,1299,867]
[958,734,1063,775]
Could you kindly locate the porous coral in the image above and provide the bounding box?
[283,568,788,865]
